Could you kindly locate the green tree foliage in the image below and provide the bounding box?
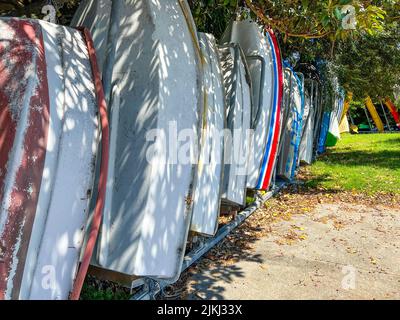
[336,2,400,100]
[189,1,390,40]
[334,24,400,100]
[0,0,80,25]
[1,0,399,103]
[189,0,400,102]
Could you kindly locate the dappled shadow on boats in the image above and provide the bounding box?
[81,0,204,278]
[1,18,99,298]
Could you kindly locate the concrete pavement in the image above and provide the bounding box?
[184,202,400,300]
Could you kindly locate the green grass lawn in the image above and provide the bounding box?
[305,133,400,194]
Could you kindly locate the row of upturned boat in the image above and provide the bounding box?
[0,0,346,300]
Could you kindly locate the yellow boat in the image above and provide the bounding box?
[340,92,353,122]
[365,96,384,133]
[339,92,353,133]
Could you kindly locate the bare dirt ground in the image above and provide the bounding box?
[163,185,400,300]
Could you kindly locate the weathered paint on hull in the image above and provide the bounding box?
[0,18,99,299]
[190,33,225,237]
[0,18,50,300]
[73,0,203,281]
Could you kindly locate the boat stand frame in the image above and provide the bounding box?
[130,180,287,300]
[380,100,392,131]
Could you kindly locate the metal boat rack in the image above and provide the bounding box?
[130,180,287,300]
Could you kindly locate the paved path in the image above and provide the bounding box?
[185,203,400,300]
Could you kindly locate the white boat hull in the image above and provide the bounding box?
[221,21,275,190]
[73,0,203,280]
[0,18,99,300]
[299,92,315,165]
[190,33,225,237]
[218,45,252,206]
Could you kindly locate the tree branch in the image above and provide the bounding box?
[244,0,332,39]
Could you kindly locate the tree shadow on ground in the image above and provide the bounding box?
[317,149,400,170]
[161,182,348,300]
[162,223,266,300]
[160,177,398,300]
[159,134,400,300]
[319,134,400,171]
